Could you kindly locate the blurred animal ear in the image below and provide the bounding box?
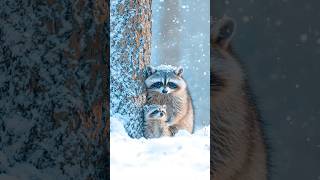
[213,17,236,49]
[175,66,183,76]
[162,105,167,109]
[146,65,156,76]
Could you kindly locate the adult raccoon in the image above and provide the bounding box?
[211,17,269,180]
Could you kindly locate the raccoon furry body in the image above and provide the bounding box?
[211,18,269,180]
[143,104,172,138]
[145,65,194,136]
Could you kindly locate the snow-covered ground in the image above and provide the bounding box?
[110,116,210,180]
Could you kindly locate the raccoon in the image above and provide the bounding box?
[143,104,172,138]
[211,17,269,180]
[145,65,194,136]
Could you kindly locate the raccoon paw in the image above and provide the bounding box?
[168,125,178,136]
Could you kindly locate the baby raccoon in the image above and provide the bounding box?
[145,65,194,136]
[211,17,269,180]
[143,104,172,138]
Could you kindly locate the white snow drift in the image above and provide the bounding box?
[110,115,210,180]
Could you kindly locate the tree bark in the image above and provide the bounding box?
[0,0,109,179]
[110,0,152,138]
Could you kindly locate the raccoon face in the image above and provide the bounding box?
[145,65,187,94]
[145,105,167,120]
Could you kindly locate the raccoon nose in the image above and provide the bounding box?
[160,112,163,117]
[162,89,168,93]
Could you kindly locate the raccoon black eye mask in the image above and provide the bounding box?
[167,82,178,89]
[151,110,160,115]
[150,82,163,89]
[149,82,178,89]
[150,109,165,117]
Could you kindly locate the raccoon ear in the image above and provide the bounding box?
[215,17,236,49]
[146,65,156,76]
[162,105,167,109]
[175,66,183,76]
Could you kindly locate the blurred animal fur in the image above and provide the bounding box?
[145,65,194,137]
[211,17,269,180]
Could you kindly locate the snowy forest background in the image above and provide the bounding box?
[110,0,209,179]
[110,0,209,137]
[1,0,319,179]
[151,0,210,129]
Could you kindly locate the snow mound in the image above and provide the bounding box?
[110,116,210,180]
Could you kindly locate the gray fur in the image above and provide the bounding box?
[143,104,172,138]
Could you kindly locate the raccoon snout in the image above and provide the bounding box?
[162,89,168,93]
[160,112,164,117]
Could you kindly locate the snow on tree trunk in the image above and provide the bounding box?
[0,0,109,179]
[110,0,152,138]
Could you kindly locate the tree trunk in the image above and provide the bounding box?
[0,0,109,179]
[110,0,152,138]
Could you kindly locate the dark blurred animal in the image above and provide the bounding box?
[211,17,269,180]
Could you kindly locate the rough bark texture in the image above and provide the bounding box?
[0,0,109,179]
[110,0,152,138]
